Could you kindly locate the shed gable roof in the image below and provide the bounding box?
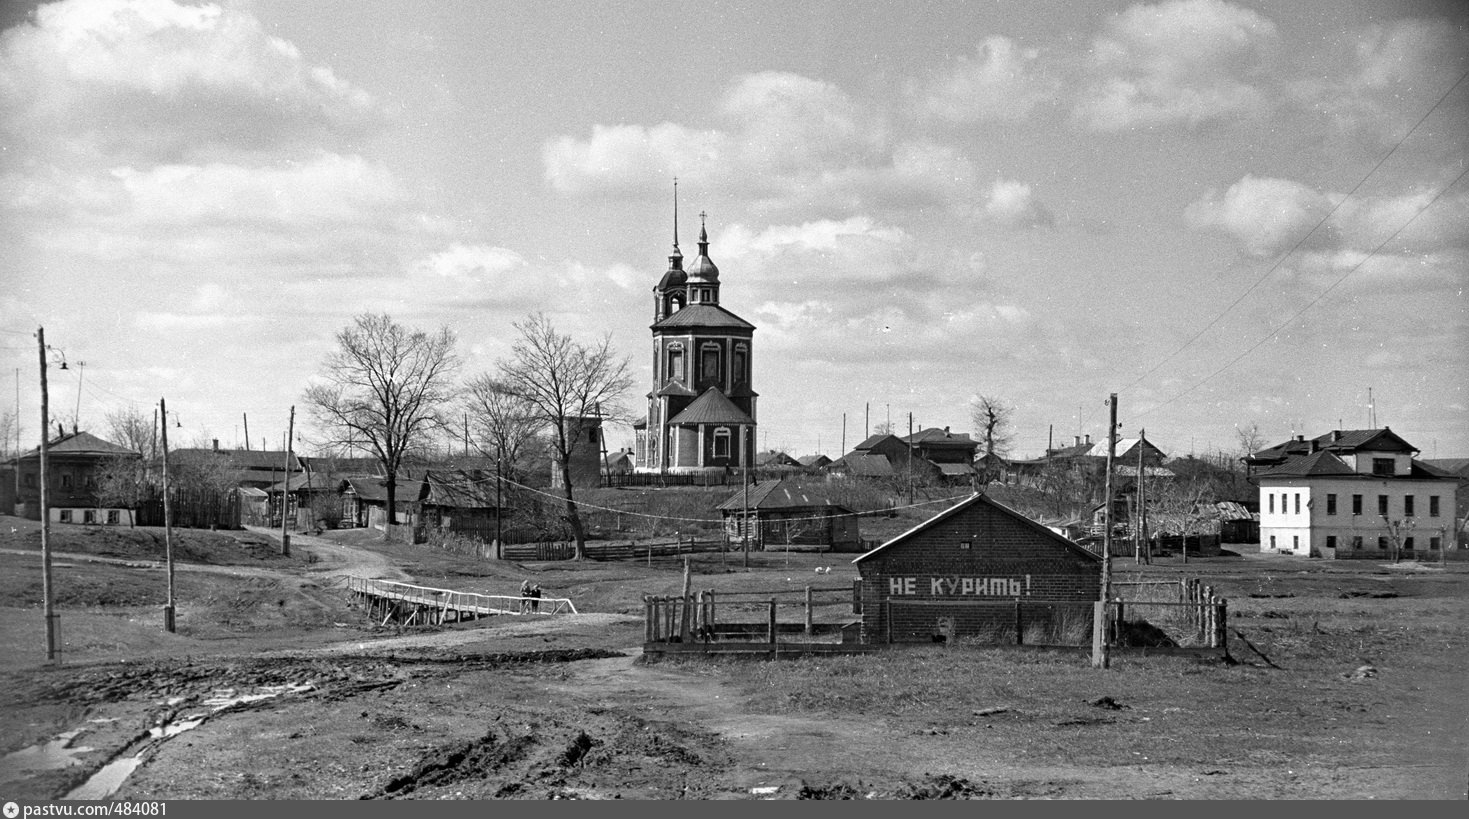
[852,492,1101,565]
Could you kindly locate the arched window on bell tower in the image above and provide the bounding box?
[667,342,685,383]
[699,342,721,390]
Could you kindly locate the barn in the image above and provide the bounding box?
[852,492,1101,645]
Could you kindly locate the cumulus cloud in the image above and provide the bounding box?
[984,179,1054,228]
[1292,17,1469,137]
[1187,174,1469,288]
[1185,175,1334,257]
[1073,0,1279,130]
[0,0,378,164]
[914,36,1058,122]
[544,74,1054,228]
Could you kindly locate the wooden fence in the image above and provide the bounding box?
[501,536,725,562]
[134,487,241,530]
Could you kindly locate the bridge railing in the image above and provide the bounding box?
[347,576,578,616]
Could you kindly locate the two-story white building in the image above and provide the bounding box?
[1245,428,1459,559]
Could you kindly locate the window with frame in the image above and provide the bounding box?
[1352,494,1362,515]
[1404,537,1414,551]
[1378,495,1389,515]
[61,474,73,488]
[1430,496,1440,517]
[1326,535,1337,550]
[1404,495,1414,517]
[1377,536,1388,550]
[107,510,120,525]
[1294,493,1301,514]
[1326,494,1337,515]
[1268,494,1274,514]
[712,427,731,459]
[667,344,685,382]
[1269,535,1276,549]
[1430,537,1442,550]
[1292,535,1299,550]
[699,343,721,384]
[59,509,72,523]
[83,509,96,524]
[732,344,748,385]
[1372,457,1395,475]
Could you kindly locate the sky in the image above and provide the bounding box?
[1,0,1466,463]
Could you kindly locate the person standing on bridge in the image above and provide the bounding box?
[519,579,531,614]
[530,583,542,613]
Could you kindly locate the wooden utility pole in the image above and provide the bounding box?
[161,397,175,633]
[841,412,846,456]
[742,461,750,569]
[1135,429,1145,565]
[243,413,250,451]
[281,406,294,556]
[495,443,503,560]
[1139,428,1149,565]
[1093,392,1118,670]
[37,328,58,662]
[907,412,914,506]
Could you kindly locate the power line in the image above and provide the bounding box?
[1120,67,1468,398]
[1078,67,1469,433]
[1137,162,1469,419]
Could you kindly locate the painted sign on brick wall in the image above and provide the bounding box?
[887,576,1032,596]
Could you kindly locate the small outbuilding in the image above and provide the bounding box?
[717,478,861,552]
[852,492,1101,645]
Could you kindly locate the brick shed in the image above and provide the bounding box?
[852,492,1102,645]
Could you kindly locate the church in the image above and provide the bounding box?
[633,197,757,473]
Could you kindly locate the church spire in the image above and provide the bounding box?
[670,177,682,262]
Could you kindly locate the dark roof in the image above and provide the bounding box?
[936,462,976,476]
[756,451,800,466]
[797,454,832,467]
[655,380,699,398]
[299,456,384,475]
[172,448,301,471]
[345,477,427,503]
[853,492,1102,565]
[833,452,896,477]
[1249,428,1418,464]
[12,431,136,460]
[1255,450,1358,478]
[666,388,755,426]
[1421,458,1469,477]
[651,304,754,331]
[266,472,352,493]
[421,470,496,508]
[903,428,977,449]
[716,479,852,512]
[853,433,897,451]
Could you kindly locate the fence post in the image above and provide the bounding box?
[644,596,652,643]
[1014,598,1024,645]
[1216,597,1228,652]
[805,585,813,635]
[769,598,777,647]
[1203,585,1215,645]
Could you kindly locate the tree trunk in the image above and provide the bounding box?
[385,473,397,528]
[558,460,587,560]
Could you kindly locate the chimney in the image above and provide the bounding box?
[212,438,219,452]
[73,423,78,435]
[57,422,64,438]
[1331,430,1341,442]
[1310,440,1319,453]
[943,426,950,434]
[1074,436,1080,447]
[1085,434,1091,446]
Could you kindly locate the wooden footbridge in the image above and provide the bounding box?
[347,577,578,626]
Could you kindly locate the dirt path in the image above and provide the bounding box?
[241,527,410,583]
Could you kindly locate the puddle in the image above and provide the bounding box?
[61,683,315,801]
[0,730,95,783]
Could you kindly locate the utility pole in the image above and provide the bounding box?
[1135,429,1144,565]
[281,406,293,556]
[160,397,175,633]
[14,368,20,507]
[495,442,503,560]
[243,413,250,451]
[1093,392,1118,670]
[73,360,85,430]
[864,402,869,437]
[841,412,846,457]
[907,412,914,506]
[37,328,58,662]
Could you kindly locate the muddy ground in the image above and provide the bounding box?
[1,517,1466,800]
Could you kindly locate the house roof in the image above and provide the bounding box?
[655,380,699,398]
[797,454,832,467]
[171,448,301,471]
[936,462,976,476]
[1255,450,1358,478]
[903,428,978,449]
[666,388,755,426]
[852,492,1102,565]
[834,452,896,477]
[345,477,427,503]
[756,451,800,466]
[853,433,900,451]
[421,470,497,508]
[1422,458,1469,477]
[1249,427,1418,464]
[651,303,755,331]
[716,479,852,512]
[11,430,136,461]
[265,472,352,493]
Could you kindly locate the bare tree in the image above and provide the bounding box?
[872,420,895,436]
[463,373,544,483]
[106,406,155,457]
[496,313,632,560]
[303,313,460,527]
[0,407,18,459]
[970,394,1014,483]
[1235,422,1267,463]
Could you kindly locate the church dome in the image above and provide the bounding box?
[686,218,719,281]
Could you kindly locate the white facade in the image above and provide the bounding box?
[1259,476,1456,557]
